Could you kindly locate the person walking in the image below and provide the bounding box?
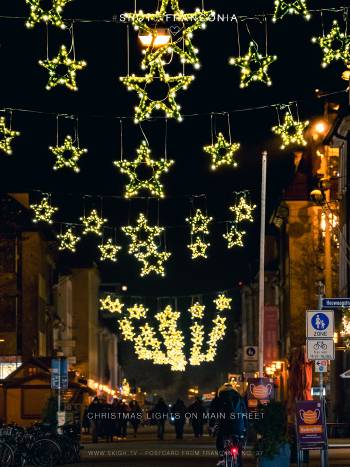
[188,397,207,437]
[171,399,187,439]
[152,397,169,440]
[129,400,143,437]
[111,397,121,440]
[87,397,102,443]
[208,390,220,433]
[119,399,130,439]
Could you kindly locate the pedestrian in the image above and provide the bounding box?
[152,397,169,440]
[119,399,130,439]
[87,397,102,443]
[171,399,187,439]
[82,406,90,434]
[208,390,220,433]
[111,397,121,440]
[188,397,207,437]
[129,400,143,437]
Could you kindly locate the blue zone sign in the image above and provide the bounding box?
[306,310,334,339]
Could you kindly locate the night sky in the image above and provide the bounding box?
[1,0,349,393]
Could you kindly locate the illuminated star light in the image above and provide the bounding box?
[50,135,88,172]
[120,60,194,123]
[100,295,124,314]
[126,0,214,69]
[204,315,227,362]
[186,209,213,235]
[39,45,87,91]
[223,225,246,248]
[119,318,135,341]
[122,213,165,256]
[272,111,309,150]
[214,294,232,311]
[230,196,256,223]
[80,209,107,236]
[312,21,350,68]
[31,197,58,224]
[114,140,174,198]
[203,132,240,170]
[25,0,71,29]
[138,250,171,277]
[272,0,310,22]
[57,227,80,252]
[127,304,148,319]
[189,302,205,319]
[98,238,122,262]
[188,237,210,259]
[0,116,20,155]
[189,322,205,366]
[229,42,277,88]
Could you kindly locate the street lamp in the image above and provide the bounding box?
[138,28,171,48]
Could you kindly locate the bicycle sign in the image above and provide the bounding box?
[306,310,334,338]
[307,339,335,360]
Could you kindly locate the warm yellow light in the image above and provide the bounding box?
[342,68,350,81]
[334,332,339,344]
[0,339,5,343]
[314,121,327,135]
[138,29,171,47]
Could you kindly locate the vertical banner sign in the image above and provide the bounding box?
[296,400,326,446]
[51,358,68,390]
[247,377,274,409]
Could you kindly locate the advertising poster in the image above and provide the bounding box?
[246,377,274,409]
[296,400,326,445]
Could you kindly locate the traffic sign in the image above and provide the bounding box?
[315,360,328,373]
[306,310,334,338]
[51,358,68,390]
[244,346,258,361]
[322,298,350,309]
[307,339,335,360]
[340,369,350,378]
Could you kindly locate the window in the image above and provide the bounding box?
[21,388,51,418]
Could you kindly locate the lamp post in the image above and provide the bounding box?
[258,151,267,377]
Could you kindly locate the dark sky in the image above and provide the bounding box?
[1,0,349,391]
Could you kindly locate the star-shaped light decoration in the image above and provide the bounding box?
[203,132,240,170]
[119,318,135,341]
[122,213,164,256]
[223,224,246,248]
[31,197,58,224]
[188,237,210,259]
[114,141,174,198]
[312,21,350,68]
[50,135,88,172]
[80,209,107,236]
[39,45,87,91]
[189,322,205,366]
[25,0,71,29]
[57,227,80,252]
[205,315,227,362]
[186,209,213,235]
[230,195,256,223]
[98,238,122,262]
[189,302,205,319]
[120,60,194,123]
[0,116,20,155]
[272,111,309,150]
[138,250,171,277]
[126,0,214,69]
[229,42,277,88]
[127,304,148,319]
[272,0,310,22]
[100,295,124,314]
[214,294,232,311]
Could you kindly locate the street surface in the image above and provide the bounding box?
[60,428,350,466]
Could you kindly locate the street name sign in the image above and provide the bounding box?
[307,339,335,360]
[322,298,350,309]
[306,310,334,338]
[340,370,350,379]
[315,360,328,373]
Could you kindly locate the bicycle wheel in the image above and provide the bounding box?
[53,434,76,464]
[0,441,14,467]
[31,438,62,467]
